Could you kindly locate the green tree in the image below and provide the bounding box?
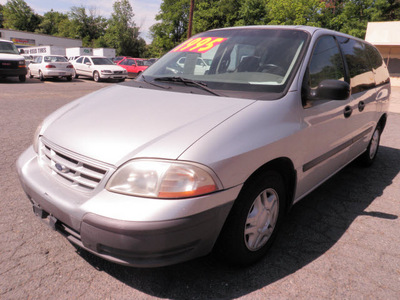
[149,0,191,56]
[37,9,68,35]
[68,6,107,46]
[0,5,4,28]
[101,0,146,56]
[235,0,269,26]
[2,0,42,32]
[193,0,242,33]
[266,0,324,26]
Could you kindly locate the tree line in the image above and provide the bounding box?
[1,0,400,58]
[0,0,146,57]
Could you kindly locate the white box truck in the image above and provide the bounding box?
[93,48,116,59]
[66,47,93,60]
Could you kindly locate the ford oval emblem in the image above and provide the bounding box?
[55,163,69,173]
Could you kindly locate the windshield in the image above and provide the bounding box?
[0,41,20,55]
[92,57,114,65]
[44,56,68,63]
[141,28,309,99]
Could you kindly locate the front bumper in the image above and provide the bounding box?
[100,73,128,80]
[17,146,240,267]
[0,67,27,77]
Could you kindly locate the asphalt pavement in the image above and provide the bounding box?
[0,78,399,299]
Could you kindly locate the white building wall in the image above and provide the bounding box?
[0,29,82,48]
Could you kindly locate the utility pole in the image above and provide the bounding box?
[187,0,194,38]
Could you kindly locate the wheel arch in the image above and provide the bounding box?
[377,113,387,132]
[240,157,297,213]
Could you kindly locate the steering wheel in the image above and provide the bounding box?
[260,64,286,76]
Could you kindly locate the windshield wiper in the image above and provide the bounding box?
[154,76,221,96]
[141,75,171,90]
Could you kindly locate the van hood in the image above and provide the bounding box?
[42,85,254,166]
[0,53,24,60]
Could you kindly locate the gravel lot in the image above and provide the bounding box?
[1,77,399,299]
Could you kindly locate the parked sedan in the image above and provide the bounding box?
[112,56,132,64]
[117,58,150,78]
[28,55,74,81]
[72,56,127,82]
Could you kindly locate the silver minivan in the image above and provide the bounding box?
[17,26,390,267]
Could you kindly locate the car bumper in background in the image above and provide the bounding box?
[43,70,74,77]
[100,74,128,80]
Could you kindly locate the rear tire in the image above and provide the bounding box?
[358,125,381,167]
[214,170,286,266]
[39,71,45,81]
[66,76,72,81]
[19,75,26,82]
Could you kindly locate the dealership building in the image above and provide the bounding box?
[365,21,400,86]
[0,28,82,49]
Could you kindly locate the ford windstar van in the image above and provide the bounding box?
[17,26,390,267]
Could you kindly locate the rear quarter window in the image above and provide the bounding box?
[337,37,375,94]
[365,44,390,87]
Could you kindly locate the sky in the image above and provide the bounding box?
[0,0,162,43]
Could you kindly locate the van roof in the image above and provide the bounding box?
[0,39,14,43]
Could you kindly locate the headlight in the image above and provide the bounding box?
[18,60,26,68]
[101,70,112,74]
[106,159,221,199]
[33,121,43,153]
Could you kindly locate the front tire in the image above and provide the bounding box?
[215,170,286,266]
[93,71,100,82]
[28,69,33,79]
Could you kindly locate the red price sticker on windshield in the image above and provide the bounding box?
[172,37,227,53]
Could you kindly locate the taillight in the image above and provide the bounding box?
[45,65,56,68]
[67,64,74,68]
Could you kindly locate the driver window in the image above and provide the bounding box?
[304,35,345,107]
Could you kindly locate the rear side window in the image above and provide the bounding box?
[337,37,375,94]
[365,44,390,86]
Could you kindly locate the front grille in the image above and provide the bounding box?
[0,60,19,69]
[39,138,109,192]
[113,71,123,74]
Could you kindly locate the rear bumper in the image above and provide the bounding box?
[43,70,74,77]
[17,146,240,267]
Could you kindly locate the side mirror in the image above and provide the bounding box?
[314,79,350,100]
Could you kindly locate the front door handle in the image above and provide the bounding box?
[358,101,365,112]
[344,105,353,118]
